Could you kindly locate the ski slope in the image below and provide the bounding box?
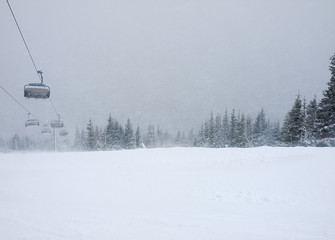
[0,147,334,240]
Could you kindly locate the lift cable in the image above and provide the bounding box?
[48,98,60,117]
[5,0,41,82]
[0,84,39,119]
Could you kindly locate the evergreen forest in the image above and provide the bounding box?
[1,53,335,152]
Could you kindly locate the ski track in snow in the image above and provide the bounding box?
[0,147,335,240]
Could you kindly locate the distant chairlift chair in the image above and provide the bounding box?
[41,124,52,134]
[59,129,68,136]
[51,115,64,128]
[25,113,39,127]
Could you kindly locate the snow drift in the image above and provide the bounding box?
[0,147,334,240]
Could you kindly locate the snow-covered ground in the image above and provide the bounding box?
[0,147,334,240]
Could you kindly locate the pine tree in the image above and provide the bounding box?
[105,114,114,149]
[156,125,166,147]
[135,126,141,148]
[245,115,253,146]
[196,123,206,147]
[213,114,223,148]
[316,53,335,138]
[306,97,318,143]
[281,95,305,145]
[222,110,230,147]
[175,130,182,145]
[253,109,267,146]
[80,129,86,149]
[124,118,135,149]
[146,124,156,148]
[236,113,247,147]
[86,119,96,150]
[10,134,20,151]
[73,127,83,150]
[94,126,102,150]
[229,109,238,147]
[109,119,124,149]
[207,112,215,147]
[187,128,195,146]
[269,120,281,145]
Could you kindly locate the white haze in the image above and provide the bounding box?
[1,0,335,138]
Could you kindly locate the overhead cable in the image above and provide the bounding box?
[5,0,42,82]
[0,84,38,119]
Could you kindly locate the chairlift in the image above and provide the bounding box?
[24,71,50,99]
[59,129,68,136]
[25,113,39,127]
[41,124,51,134]
[50,114,64,128]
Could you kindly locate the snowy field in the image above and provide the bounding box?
[0,147,334,240]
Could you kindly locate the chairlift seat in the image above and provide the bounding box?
[24,83,50,99]
[25,119,39,127]
[41,127,51,134]
[51,120,64,128]
[59,129,68,136]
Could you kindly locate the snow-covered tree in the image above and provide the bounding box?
[236,113,247,147]
[213,114,223,148]
[135,126,141,148]
[124,119,135,149]
[73,127,85,151]
[145,124,156,148]
[316,53,335,138]
[281,95,305,145]
[229,109,238,147]
[245,115,253,146]
[253,109,267,146]
[305,97,318,143]
[222,110,230,147]
[86,119,96,151]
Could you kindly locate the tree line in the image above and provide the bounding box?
[72,115,196,151]
[196,53,335,148]
[1,53,335,151]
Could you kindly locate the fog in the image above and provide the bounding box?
[1,0,335,138]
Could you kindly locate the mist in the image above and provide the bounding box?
[1,0,335,138]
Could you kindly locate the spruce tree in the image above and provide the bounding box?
[135,126,141,148]
[229,109,238,147]
[280,95,304,145]
[187,128,195,146]
[245,115,253,146]
[197,123,206,147]
[222,110,230,147]
[124,119,135,149]
[306,97,318,143]
[175,130,182,145]
[316,53,335,138]
[146,124,156,148]
[86,119,96,150]
[253,109,267,146]
[213,114,223,148]
[208,112,215,147]
[236,113,247,147]
[270,121,281,145]
[105,114,114,149]
[73,127,82,150]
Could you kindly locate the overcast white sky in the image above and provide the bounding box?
[1,0,335,138]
